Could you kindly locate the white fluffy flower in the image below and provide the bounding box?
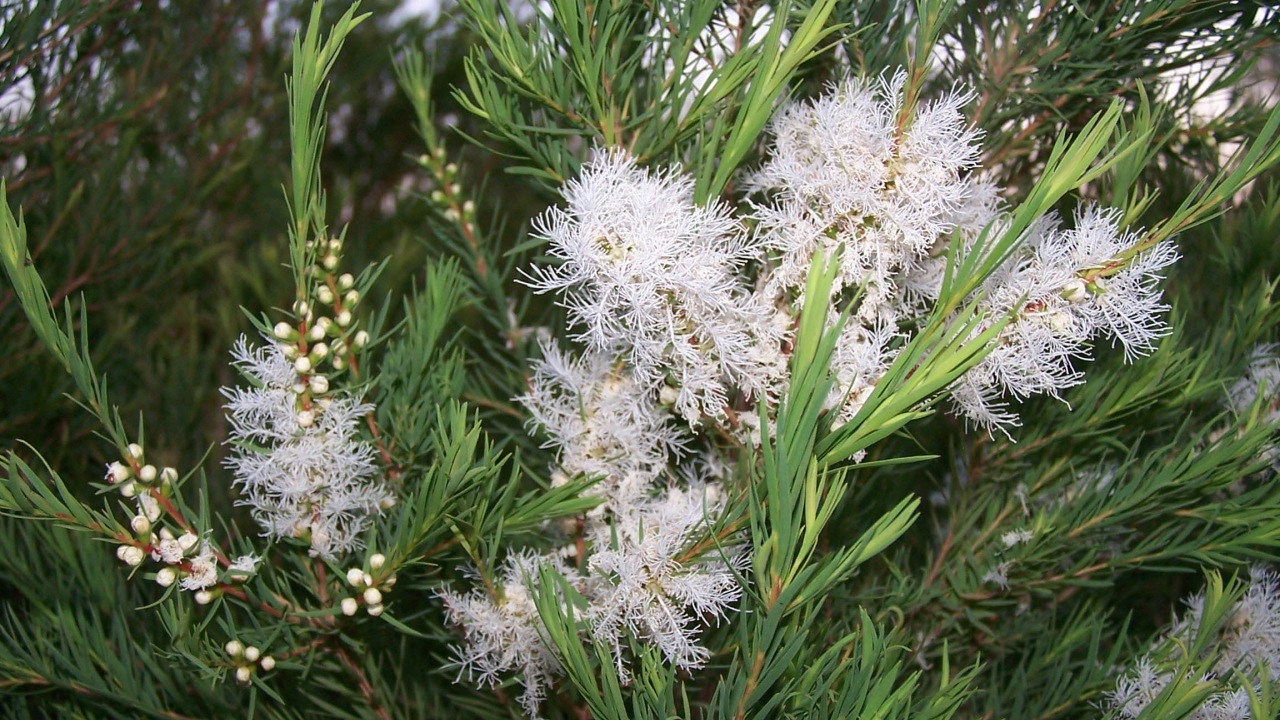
[1184,567,1280,684]
[1107,656,1175,719]
[222,335,391,558]
[180,542,219,591]
[982,560,1013,589]
[524,150,781,423]
[748,71,999,323]
[1107,567,1280,719]
[519,340,686,514]
[437,552,575,717]
[1227,344,1280,423]
[1033,205,1178,361]
[746,73,998,430]
[584,484,745,671]
[829,321,898,424]
[951,207,1177,432]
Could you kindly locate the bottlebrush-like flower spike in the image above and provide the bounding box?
[523,150,780,424]
[952,208,1178,433]
[221,335,391,558]
[437,551,578,718]
[518,339,686,514]
[748,72,999,324]
[584,484,746,672]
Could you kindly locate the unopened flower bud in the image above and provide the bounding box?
[117,545,145,566]
[353,330,370,349]
[259,656,275,672]
[308,322,326,341]
[346,568,364,587]
[463,200,475,215]
[336,310,352,328]
[328,238,342,253]
[448,182,461,195]
[273,322,294,340]
[331,356,346,371]
[367,604,384,617]
[430,190,444,203]
[659,385,679,405]
[194,590,214,605]
[178,533,199,553]
[140,495,163,522]
[160,467,178,485]
[316,286,335,305]
[362,572,373,588]
[379,496,396,510]
[322,254,339,270]
[341,597,359,616]
[281,344,299,359]
[130,515,151,535]
[139,465,157,483]
[128,443,144,460]
[120,481,138,498]
[243,646,260,663]
[296,410,315,428]
[293,300,309,316]
[369,553,386,570]
[225,640,244,657]
[343,290,359,306]
[235,666,252,684]
[1062,278,1088,303]
[311,342,329,359]
[309,375,329,394]
[293,356,312,374]
[383,575,397,589]
[156,568,177,587]
[337,273,354,290]
[363,588,383,606]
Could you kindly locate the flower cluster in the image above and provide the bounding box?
[1227,344,1280,424]
[341,552,397,617]
[438,552,571,716]
[440,70,1180,717]
[1107,567,1280,719]
[951,207,1179,431]
[106,442,255,604]
[748,72,999,422]
[519,339,687,513]
[749,75,1178,431]
[583,484,745,673]
[224,639,276,685]
[438,485,741,717]
[222,335,390,558]
[524,151,783,424]
[749,72,998,321]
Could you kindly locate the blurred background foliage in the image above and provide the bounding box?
[0,0,532,481]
